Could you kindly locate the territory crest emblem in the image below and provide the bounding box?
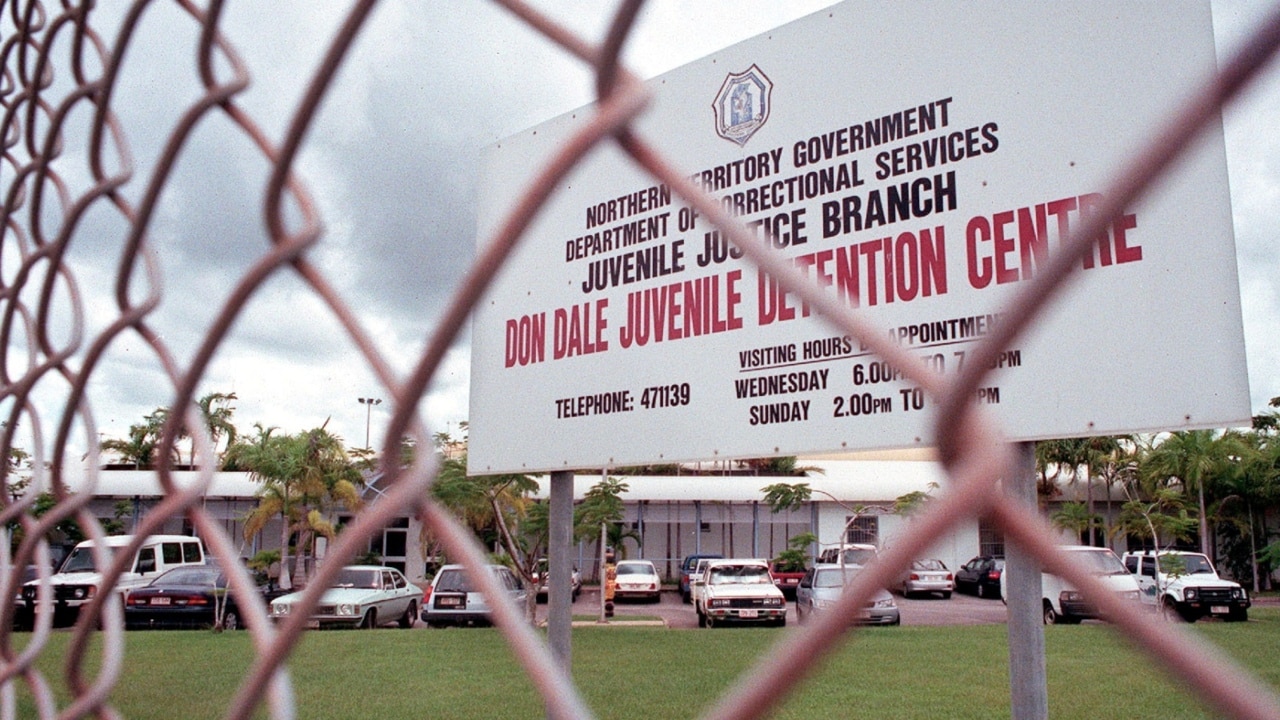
[712,64,772,146]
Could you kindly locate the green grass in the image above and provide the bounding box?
[13,609,1280,719]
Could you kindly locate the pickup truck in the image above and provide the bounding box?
[21,534,206,627]
[696,558,786,628]
[1122,550,1249,622]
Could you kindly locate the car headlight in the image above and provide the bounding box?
[763,597,783,607]
[271,603,289,617]
[811,598,835,610]
[1184,588,1198,602]
[21,586,34,601]
[1060,591,1083,603]
[71,586,96,600]
[337,603,360,616]
[709,598,729,608]
[873,598,896,609]
[1232,588,1245,600]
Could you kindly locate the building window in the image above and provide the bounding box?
[979,517,1004,558]
[844,516,878,545]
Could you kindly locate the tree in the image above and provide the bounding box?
[100,409,177,468]
[1113,487,1198,549]
[427,452,542,618]
[194,392,238,467]
[236,424,363,588]
[576,477,633,556]
[1050,501,1103,542]
[1142,430,1239,556]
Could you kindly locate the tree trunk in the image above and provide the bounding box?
[1197,484,1209,557]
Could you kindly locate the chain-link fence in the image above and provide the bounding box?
[3,1,1280,718]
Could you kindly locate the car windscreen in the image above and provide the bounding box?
[154,567,220,586]
[59,547,107,573]
[333,569,379,589]
[815,568,861,588]
[1074,550,1128,575]
[708,565,771,584]
[913,559,946,571]
[1163,553,1214,574]
[433,569,474,593]
[839,548,877,566]
[616,563,652,576]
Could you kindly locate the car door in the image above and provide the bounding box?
[796,568,816,619]
[1133,555,1160,607]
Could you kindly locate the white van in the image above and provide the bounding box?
[1003,545,1142,624]
[20,534,206,626]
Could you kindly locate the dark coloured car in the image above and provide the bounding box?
[679,553,723,603]
[125,564,283,630]
[955,556,1005,599]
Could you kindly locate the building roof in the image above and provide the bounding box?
[531,460,948,503]
[56,458,946,505]
[55,465,264,499]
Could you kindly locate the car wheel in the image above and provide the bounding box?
[697,611,706,628]
[221,610,240,631]
[1227,608,1248,622]
[682,592,691,604]
[399,601,417,629]
[941,591,952,600]
[776,615,786,628]
[795,605,805,625]
[1160,597,1185,623]
[977,583,988,599]
[1043,601,1059,625]
[360,610,377,629]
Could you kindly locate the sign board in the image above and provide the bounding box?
[469,1,1250,474]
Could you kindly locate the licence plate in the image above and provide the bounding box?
[150,597,171,606]
[305,620,320,629]
[1211,606,1229,614]
[437,596,463,607]
[739,609,758,618]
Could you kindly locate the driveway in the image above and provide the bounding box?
[543,587,1009,629]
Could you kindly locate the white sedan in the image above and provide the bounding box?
[269,565,419,629]
[613,560,662,602]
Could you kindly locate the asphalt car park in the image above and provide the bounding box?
[537,585,1010,629]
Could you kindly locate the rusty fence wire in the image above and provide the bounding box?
[2,1,1280,718]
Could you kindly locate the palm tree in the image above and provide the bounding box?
[235,424,363,588]
[195,392,238,468]
[1142,430,1238,556]
[100,409,180,468]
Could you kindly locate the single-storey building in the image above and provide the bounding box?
[51,451,1129,586]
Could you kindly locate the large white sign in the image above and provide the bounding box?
[469,1,1250,474]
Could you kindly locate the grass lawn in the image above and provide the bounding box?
[12,608,1280,719]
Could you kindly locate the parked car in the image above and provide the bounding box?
[421,563,527,627]
[125,564,285,630]
[697,558,786,627]
[796,564,899,626]
[269,565,418,629]
[955,556,1004,598]
[689,557,719,612]
[769,560,806,599]
[1122,549,1250,622]
[1001,545,1142,624]
[680,553,722,603]
[815,543,879,567]
[897,558,953,599]
[21,534,206,627]
[530,558,582,602]
[613,560,661,602]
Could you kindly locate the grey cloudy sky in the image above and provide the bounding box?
[19,1,1279,457]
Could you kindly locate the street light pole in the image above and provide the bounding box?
[357,397,382,450]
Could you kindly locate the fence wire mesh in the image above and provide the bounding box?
[2,1,1280,718]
